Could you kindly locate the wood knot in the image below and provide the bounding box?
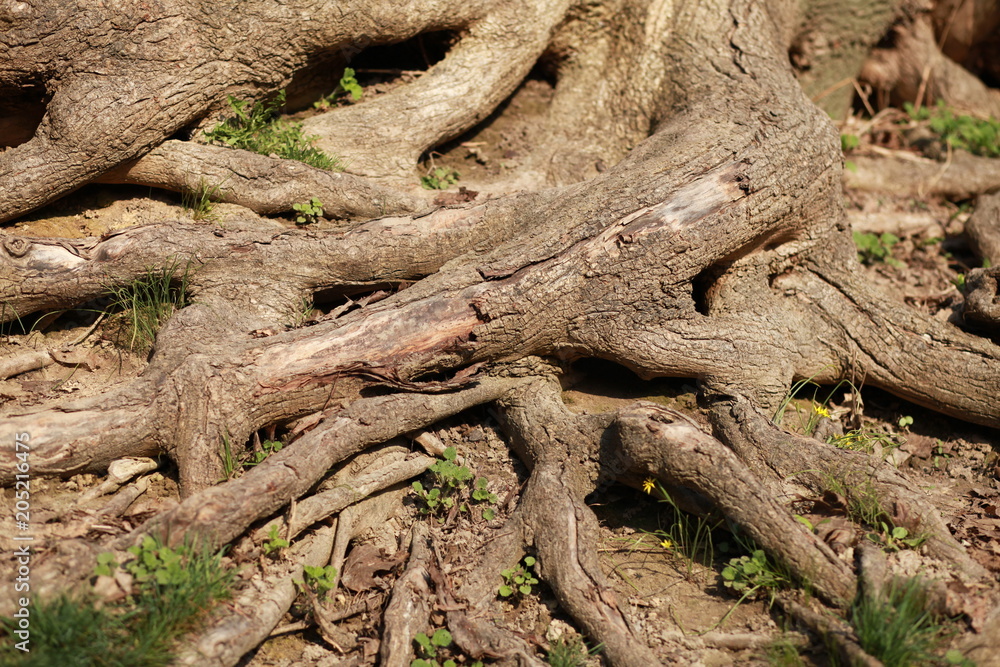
[2,235,30,258]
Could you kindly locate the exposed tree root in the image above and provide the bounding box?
[846,150,1000,199]
[965,191,1000,266]
[119,377,525,550]
[711,395,988,582]
[445,608,546,667]
[328,488,408,591]
[860,9,1000,116]
[963,266,1000,331]
[614,404,856,606]
[775,594,882,667]
[775,259,1000,430]
[485,378,856,664]
[253,446,434,544]
[98,140,426,220]
[381,522,436,667]
[302,0,571,179]
[0,0,493,221]
[5,1,1000,664]
[174,523,336,667]
[78,457,158,505]
[0,349,54,380]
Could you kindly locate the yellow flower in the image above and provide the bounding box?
[660,539,673,550]
[642,478,656,494]
[813,404,831,419]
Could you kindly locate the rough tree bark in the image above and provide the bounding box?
[3,0,1000,665]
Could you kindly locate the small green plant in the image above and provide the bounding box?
[850,577,948,667]
[262,524,290,557]
[823,474,928,552]
[248,439,284,467]
[412,629,452,667]
[931,440,955,470]
[721,548,793,606]
[292,197,324,225]
[204,90,341,170]
[428,447,472,488]
[93,551,119,578]
[410,481,448,514]
[905,100,1000,158]
[300,565,338,598]
[411,447,474,517]
[471,477,498,520]
[854,231,904,267]
[945,649,977,666]
[878,523,926,552]
[498,556,538,598]
[181,178,223,222]
[314,67,363,110]
[125,536,200,587]
[291,295,316,327]
[546,635,603,667]
[898,415,914,429]
[410,628,484,667]
[105,258,191,354]
[840,133,860,172]
[421,166,460,190]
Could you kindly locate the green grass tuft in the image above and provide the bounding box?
[204,90,341,170]
[546,635,602,667]
[104,258,191,354]
[181,178,223,222]
[850,577,944,667]
[0,537,234,666]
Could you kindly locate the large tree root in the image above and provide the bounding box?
[301,0,571,179]
[966,191,1000,267]
[442,378,855,666]
[121,377,525,550]
[0,0,496,221]
[845,150,1000,199]
[710,395,988,582]
[613,404,856,605]
[98,140,426,220]
[5,1,1000,664]
[859,8,1000,117]
[252,444,434,544]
